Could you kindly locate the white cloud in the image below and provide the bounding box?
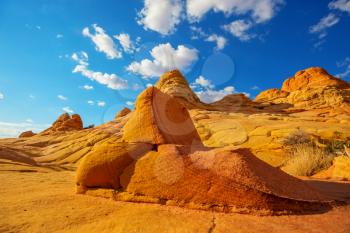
[137,0,183,35]
[251,85,260,90]
[205,34,227,50]
[329,0,350,14]
[187,0,284,23]
[195,86,235,103]
[81,85,94,90]
[82,24,122,59]
[56,34,63,39]
[57,95,68,101]
[0,121,50,138]
[97,101,106,107]
[72,52,128,90]
[336,57,350,79]
[114,33,136,53]
[62,106,74,114]
[0,92,4,100]
[126,101,135,106]
[309,13,340,39]
[127,43,198,78]
[223,19,255,41]
[194,75,214,88]
[190,76,236,103]
[25,118,33,123]
[87,100,95,105]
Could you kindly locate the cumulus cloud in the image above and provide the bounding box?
[82,24,122,59]
[329,0,350,14]
[0,121,50,138]
[127,43,198,78]
[193,75,214,88]
[72,52,128,90]
[190,75,235,103]
[205,34,227,50]
[57,95,68,101]
[81,85,94,90]
[190,26,227,50]
[309,13,340,39]
[195,86,235,103]
[126,101,135,106]
[114,33,136,53]
[187,0,284,23]
[87,100,95,105]
[62,106,74,114]
[223,19,255,41]
[137,0,183,35]
[336,57,350,79]
[97,101,106,107]
[0,92,4,100]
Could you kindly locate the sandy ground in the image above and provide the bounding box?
[0,168,350,233]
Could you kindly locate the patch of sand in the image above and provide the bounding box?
[1,168,350,233]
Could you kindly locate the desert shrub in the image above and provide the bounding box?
[283,130,313,146]
[84,124,95,129]
[325,139,346,154]
[282,144,334,176]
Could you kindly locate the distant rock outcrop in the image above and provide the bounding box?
[40,113,83,135]
[255,67,350,110]
[115,107,131,119]
[19,131,36,138]
[282,67,350,92]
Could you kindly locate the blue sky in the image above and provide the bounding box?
[0,0,350,137]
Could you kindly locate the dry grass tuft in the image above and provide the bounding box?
[282,144,334,177]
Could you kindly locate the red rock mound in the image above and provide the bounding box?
[115,107,131,119]
[121,145,330,213]
[41,113,83,135]
[282,67,350,92]
[122,87,203,145]
[18,131,36,138]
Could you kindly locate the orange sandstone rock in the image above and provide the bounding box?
[19,131,36,138]
[115,107,131,119]
[76,142,152,192]
[255,88,289,101]
[41,113,83,135]
[282,67,350,92]
[122,87,203,145]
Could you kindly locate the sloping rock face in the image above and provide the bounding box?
[76,86,331,215]
[282,67,350,92]
[256,88,289,102]
[255,67,350,111]
[115,107,131,119]
[41,113,83,135]
[122,87,203,145]
[155,70,205,109]
[19,131,36,138]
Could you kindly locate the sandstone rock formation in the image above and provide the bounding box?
[115,107,131,119]
[255,67,350,111]
[122,87,203,145]
[282,67,350,92]
[40,113,83,135]
[155,70,206,109]
[76,85,331,214]
[19,131,36,138]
